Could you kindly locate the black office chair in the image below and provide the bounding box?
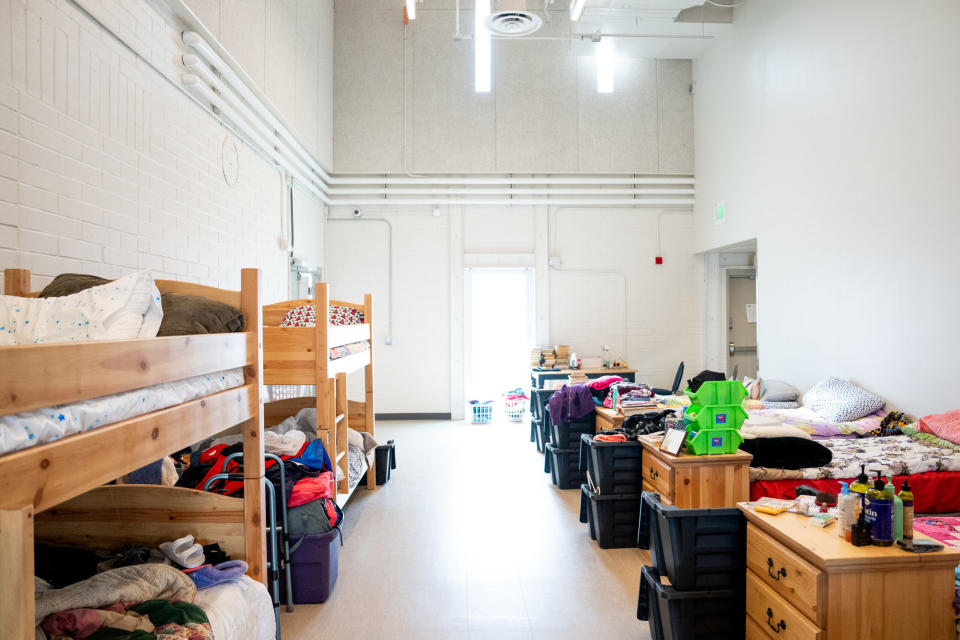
[653,362,684,396]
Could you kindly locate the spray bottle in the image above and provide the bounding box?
[900,479,915,540]
[837,481,860,541]
[865,470,894,547]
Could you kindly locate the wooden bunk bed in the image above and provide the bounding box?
[0,268,266,640]
[262,282,375,507]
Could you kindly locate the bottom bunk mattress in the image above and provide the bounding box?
[0,368,245,455]
[751,471,960,514]
[193,575,275,640]
[749,434,960,513]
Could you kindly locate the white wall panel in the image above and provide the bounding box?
[218,0,266,91]
[694,0,960,414]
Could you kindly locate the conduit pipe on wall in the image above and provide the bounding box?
[326,217,394,346]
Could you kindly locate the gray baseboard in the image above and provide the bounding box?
[375,412,452,421]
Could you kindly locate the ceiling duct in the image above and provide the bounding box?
[485,0,543,37]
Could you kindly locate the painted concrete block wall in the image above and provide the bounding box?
[0,0,287,299]
[333,2,694,174]
[185,0,335,168]
[326,206,702,413]
[693,0,960,414]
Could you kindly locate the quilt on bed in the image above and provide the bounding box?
[746,406,886,438]
[749,435,960,481]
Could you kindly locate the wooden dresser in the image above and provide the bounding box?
[739,503,960,639]
[637,435,752,507]
[594,405,626,432]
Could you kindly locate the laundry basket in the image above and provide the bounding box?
[470,401,494,424]
[504,398,526,422]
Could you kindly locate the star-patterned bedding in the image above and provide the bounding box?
[750,435,960,481]
[0,368,244,455]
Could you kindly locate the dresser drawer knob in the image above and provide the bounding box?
[766,608,787,634]
[649,467,659,479]
[767,557,787,581]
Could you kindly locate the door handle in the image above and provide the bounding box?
[729,342,757,355]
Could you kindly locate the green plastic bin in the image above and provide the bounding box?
[685,428,743,455]
[684,404,748,433]
[684,380,747,407]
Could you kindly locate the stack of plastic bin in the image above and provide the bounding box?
[530,389,554,454]
[577,432,646,547]
[683,381,748,455]
[544,409,593,489]
[636,492,745,640]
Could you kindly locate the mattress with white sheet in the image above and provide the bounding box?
[0,368,245,456]
[193,575,276,640]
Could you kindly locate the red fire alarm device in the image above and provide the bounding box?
[655,257,663,265]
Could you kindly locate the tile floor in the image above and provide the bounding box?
[280,419,652,640]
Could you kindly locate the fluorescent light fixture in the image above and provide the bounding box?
[406,0,416,20]
[570,0,586,21]
[597,39,614,93]
[475,0,491,92]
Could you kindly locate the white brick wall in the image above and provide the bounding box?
[0,0,288,299]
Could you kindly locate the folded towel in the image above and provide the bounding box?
[741,423,811,440]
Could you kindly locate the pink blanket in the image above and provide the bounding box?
[918,409,960,445]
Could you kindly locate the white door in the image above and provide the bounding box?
[727,270,758,379]
[464,268,536,404]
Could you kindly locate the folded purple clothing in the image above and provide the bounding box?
[188,560,248,590]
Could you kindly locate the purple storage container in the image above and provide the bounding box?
[281,528,340,603]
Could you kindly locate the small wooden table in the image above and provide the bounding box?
[594,405,626,432]
[530,366,636,390]
[738,504,960,639]
[637,434,752,508]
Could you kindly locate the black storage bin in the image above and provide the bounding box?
[638,566,743,640]
[534,410,551,454]
[579,433,644,495]
[545,444,586,489]
[375,440,396,485]
[549,414,595,449]
[579,483,643,549]
[637,492,745,591]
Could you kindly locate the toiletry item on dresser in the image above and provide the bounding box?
[837,482,861,541]
[850,464,870,507]
[892,479,904,542]
[865,471,894,547]
[850,509,872,547]
[900,480,914,540]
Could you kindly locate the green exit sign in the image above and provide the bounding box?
[715,201,726,225]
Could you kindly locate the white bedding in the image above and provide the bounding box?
[0,270,163,345]
[0,368,244,455]
[193,576,276,640]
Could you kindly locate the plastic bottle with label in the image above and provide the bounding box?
[900,479,915,540]
[865,471,894,547]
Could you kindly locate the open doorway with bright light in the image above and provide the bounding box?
[464,268,536,422]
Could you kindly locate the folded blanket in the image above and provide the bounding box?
[918,409,960,445]
[763,400,800,410]
[35,564,196,623]
[741,424,811,440]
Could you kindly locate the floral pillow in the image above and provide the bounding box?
[280,304,365,327]
[803,376,885,422]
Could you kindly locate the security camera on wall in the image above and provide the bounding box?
[352,209,361,218]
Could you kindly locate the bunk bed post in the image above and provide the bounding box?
[314,283,337,501]
[336,372,349,496]
[3,268,31,296]
[240,268,267,584]
[364,293,376,490]
[0,505,34,640]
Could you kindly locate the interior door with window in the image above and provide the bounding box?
[727,269,758,379]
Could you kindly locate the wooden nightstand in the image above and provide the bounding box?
[739,504,960,639]
[637,434,752,507]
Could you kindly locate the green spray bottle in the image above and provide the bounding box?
[892,476,904,542]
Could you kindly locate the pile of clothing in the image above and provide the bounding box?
[548,384,596,427]
[595,409,677,441]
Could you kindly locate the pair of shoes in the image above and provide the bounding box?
[158,535,205,569]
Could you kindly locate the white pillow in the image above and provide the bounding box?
[0,271,163,345]
[803,376,885,422]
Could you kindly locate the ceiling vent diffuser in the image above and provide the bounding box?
[485,0,543,37]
